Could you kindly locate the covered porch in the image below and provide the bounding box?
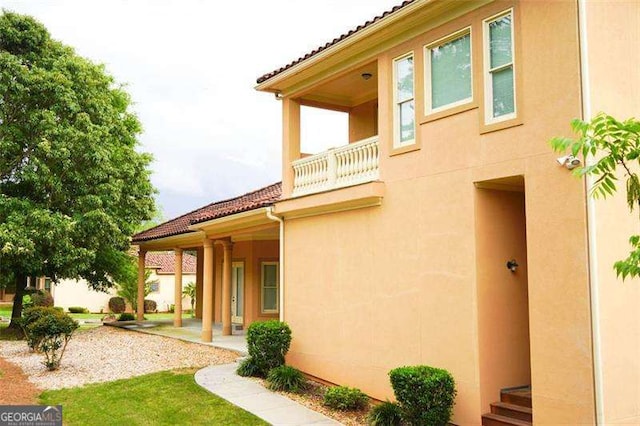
[131,183,282,344]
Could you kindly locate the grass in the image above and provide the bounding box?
[39,369,267,426]
[0,307,190,321]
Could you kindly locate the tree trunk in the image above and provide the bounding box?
[8,275,27,330]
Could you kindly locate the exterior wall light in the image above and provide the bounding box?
[506,259,519,272]
[556,155,581,170]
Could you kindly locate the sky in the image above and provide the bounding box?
[1,0,401,218]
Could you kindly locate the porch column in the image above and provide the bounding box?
[136,250,146,321]
[220,240,233,336]
[201,239,214,342]
[282,97,300,197]
[173,248,183,327]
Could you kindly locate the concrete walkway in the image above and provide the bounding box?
[195,363,341,425]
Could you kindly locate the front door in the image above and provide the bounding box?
[231,262,244,324]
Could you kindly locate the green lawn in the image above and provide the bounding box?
[40,369,267,426]
[0,307,190,321]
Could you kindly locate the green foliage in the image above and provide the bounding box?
[117,313,135,321]
[24,309,79,370]
[143,299,157,313]
[236,357,261,377]
[367,401,403,426]
[117,268,156,313]
[19,306,59,351]
[0,11,156,325]
[182,281,196,316]
[168,304,175,313]
[30,291,54,307]
[266,365,306,393]
[389,366,456,426]
[550,113,640,279]
[108,296,126,314]
[245,320,292,377]
[67,306,87,314]
[323,386,368,411]
[39,370,267,426]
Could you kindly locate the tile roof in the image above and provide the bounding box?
[132,182,282,243]
[145,251,197,274]
[256,0,415,84]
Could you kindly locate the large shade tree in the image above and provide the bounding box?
[0,12,155,328]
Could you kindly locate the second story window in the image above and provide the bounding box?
[425,28,472,114]
[393,53,415,147]
[484,10,516,123]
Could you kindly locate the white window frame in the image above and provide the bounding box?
[483,9,517,124]
[392,51,416,148]
[424,27,473,115]
[261,261,279,314]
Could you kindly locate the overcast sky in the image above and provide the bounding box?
[1,0,400,218]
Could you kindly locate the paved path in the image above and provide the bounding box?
[195,364,341,425]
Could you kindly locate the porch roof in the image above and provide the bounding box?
[255,0,415,84]
[132,182,282,243]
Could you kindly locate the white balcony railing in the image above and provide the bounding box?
[292,135,379,196]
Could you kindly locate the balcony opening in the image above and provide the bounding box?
[301,106,348,156]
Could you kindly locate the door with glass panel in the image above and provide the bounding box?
[231,262,244,324]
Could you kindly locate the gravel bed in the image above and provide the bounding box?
[0,326,239,390]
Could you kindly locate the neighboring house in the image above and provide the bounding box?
[132,1,639,425]
[2,252,196,313]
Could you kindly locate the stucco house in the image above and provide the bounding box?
[1,252,196,313]
[132,1,639,424]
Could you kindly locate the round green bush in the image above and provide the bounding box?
[367,401,402,426]
[20,306,60,351]
[27,290,54,308]
[246,320,292,377]
[389,365,456,426]
[108,297,126,314]
[27,311,78,370]
[267,365,306,393]
[117,313,135,321]
[323,386,368,411]
[68,306,87,314]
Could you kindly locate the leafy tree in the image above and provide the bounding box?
[550,113,640,279]
[0,12,155,329]
[182,281,196,316]
[117,268,158,313]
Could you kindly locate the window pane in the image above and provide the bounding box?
[431,33,471,109]
[489,14,512,69]
[492,66,515,117]
[263,264,277,287]
[395,56,414,102]
[399,100,415,143]
[264,288,277,311]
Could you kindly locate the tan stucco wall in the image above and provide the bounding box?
[349,99,378,143]
[586,1,640,423]
[280,1,596,424]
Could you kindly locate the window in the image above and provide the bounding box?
[261,262,279,313]
[393,53,415,147]
[149,281,160,293]
[44,278,52,293]
[484,10,516,123]
[425,28,472,114]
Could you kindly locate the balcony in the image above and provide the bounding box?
[291,136,379,197]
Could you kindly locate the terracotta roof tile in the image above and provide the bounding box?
[256,1,415,84]
[145,251,197,274]
[132,182,282,243]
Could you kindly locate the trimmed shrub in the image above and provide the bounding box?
[245,320,292,377]
[20,307,59,351]
[117,313,135,321]
[168,304,175,313]
[31,291,54,308]
[108,297,126,314]
[143,299,157,313]
[68,306,88,314]
[53,307,64,313]
[389,366,456,426]
[266,365,306,393]
[23,310,79,370]
[367,401,403,426]
[323,386,368,411]
[236,357,261,377]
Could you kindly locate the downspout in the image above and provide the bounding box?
[266,207,285,322]
[577,0,604,423]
